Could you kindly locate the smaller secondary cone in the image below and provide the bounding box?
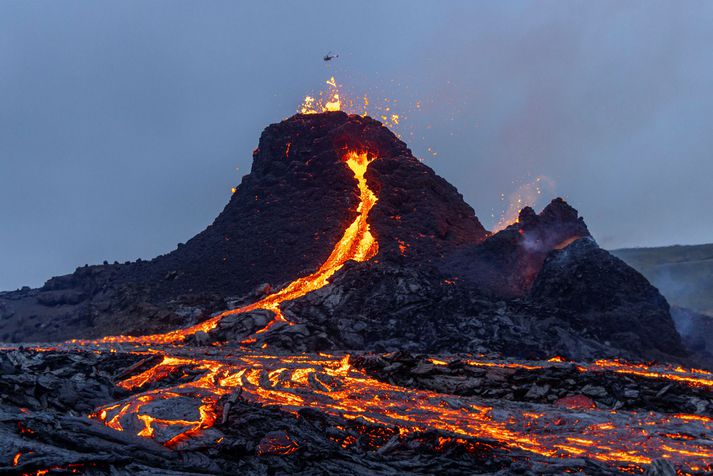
[531,237,686,360]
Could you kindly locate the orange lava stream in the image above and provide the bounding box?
[426,356,713,390]
[80,150,378,346]
[92,352,713,472]
[588,359,713,389]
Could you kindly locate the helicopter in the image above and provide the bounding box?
[323,51,339,62]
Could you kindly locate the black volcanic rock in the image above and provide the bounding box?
[0,113,709,476]
[228,254,685,362]
[530,237,686,358]
[366,153,488,263]
[135,111,423,302]
[353,352,713,416]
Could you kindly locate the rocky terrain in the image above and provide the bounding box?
[205,238,683,362]
[0,112,485,343]
[353,352,713,416]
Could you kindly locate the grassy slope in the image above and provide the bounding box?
[610,243,713,315]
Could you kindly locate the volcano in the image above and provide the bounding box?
[0,112,685,361]
[1,112,712,476]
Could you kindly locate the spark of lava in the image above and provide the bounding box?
[298,76,401,130]
[492,175,555,232]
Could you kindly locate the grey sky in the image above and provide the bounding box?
[1,1,712,290]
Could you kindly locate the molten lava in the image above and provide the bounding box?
[90,351,713,473]
[493,175,554,232]
[181,149,377,338]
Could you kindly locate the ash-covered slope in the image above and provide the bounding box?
[0,112,687,362]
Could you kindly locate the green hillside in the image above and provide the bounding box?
[611,243,713,315]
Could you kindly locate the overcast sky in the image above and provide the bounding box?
[2,1,712,290]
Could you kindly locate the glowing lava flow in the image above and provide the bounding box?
[83,150,378,346]
[92,352,713,472]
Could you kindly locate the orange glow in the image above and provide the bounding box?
[589,359,713,389]
[78,149,384,450]
[29,107,713,473]
[297,77,402,130]
[137,414,155,437]
[493,176,554,232]
[300,77,342,114]
[90,351,713,471]
[553,236,580,250]
[397,239,407,255]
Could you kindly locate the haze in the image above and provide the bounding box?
[2,1,712,290]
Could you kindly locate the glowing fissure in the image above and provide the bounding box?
[427,356,713,390]
[84,150,378,346]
